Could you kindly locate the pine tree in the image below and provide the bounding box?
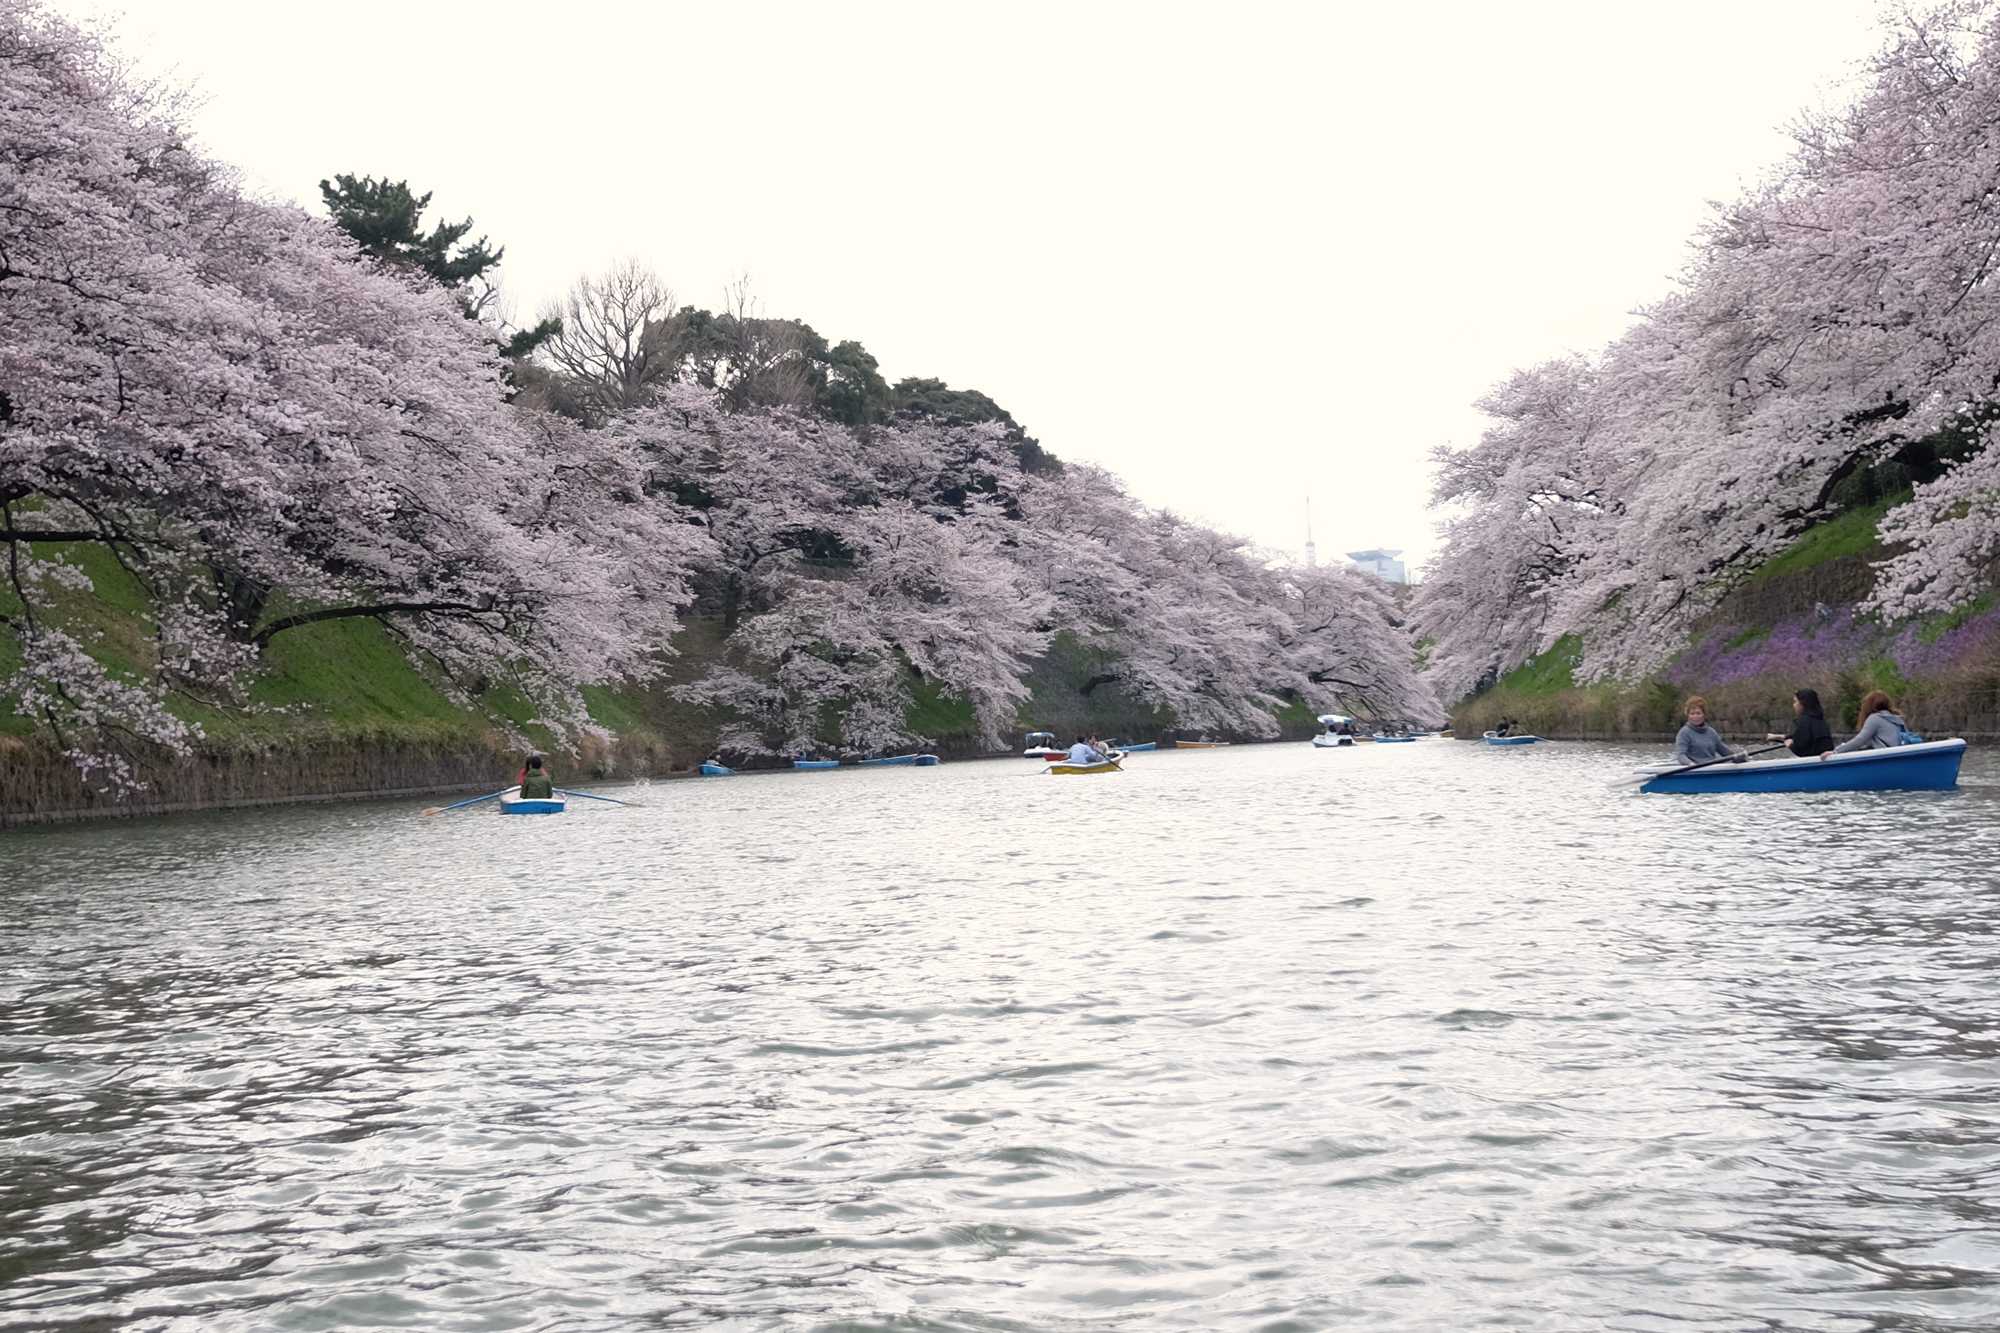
[319,173,557,359]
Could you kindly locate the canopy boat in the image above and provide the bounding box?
[793,759,840,771]
[499,787,565,815]
[1051,759,1121,775]
[1023,731,1064,760]
[1484,732,1541,746]
[1174,739,1229,749]
[1313,714,1354,748]
[1638,738,1967,794]
[857,753,941,767]
[698,761,733,777]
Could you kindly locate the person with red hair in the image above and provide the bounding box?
[1672,696,1739,765]
[1823,691,1913,759]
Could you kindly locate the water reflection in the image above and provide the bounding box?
[3,741,1998,1329]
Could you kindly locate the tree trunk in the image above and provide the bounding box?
[215,570,270,640]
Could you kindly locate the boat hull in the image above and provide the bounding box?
[1374,736,1417,743]
[698,762,733,777]
[1484,733,1540,746]
[793,760,840,770]
[1115,742,1157,752]
[1174,740,1228,749]
[856,754,940,767]
[1050,761,1121,775]
[499,794,565,815]
[1640,738,1967,794]
[1311,735,1352,748]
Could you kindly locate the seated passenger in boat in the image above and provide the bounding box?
[1765,688,1834,758]
[1066,736,1107,765]
[1673,696,1740,764]
[1822,690,1915,759]
[518,755,556,799]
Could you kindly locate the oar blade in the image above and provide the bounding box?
[554,788,640,806]
[422,787,512,816]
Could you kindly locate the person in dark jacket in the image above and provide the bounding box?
[517,755,555,799]
[1766,688,1834,757]
[1672,695,1741,764]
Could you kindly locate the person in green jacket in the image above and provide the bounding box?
[518,755,555,799]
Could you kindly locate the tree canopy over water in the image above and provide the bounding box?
[0,0,1434,788]
[1418,2,2000,703]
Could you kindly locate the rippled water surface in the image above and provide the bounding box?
[5,739,2000,1331]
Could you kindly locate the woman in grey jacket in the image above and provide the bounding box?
[1823,690,1911,758]
[1673,696,1740,764]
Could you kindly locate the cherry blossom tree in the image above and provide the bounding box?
[1414,358,1629,696]
[0,0,1451,780]
[1423,3,2000,695]
[0,1,702,783]
[1019,467,1437,731]
[621,397,1053,754]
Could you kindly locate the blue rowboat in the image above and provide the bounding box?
[698,761,733,777]
[856,754,940,767]
[1374,735,1417,743]
[1485,732,1540,746]
[793,759,840,771]
[499,791,565,815]
[1639,738,1967,794]
[1113,741,1157,752]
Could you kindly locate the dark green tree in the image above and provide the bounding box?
[892,377,1057,473]
[819,339,893,427]
[319,173,558,360]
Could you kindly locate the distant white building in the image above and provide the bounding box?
[1346,548,1407,584]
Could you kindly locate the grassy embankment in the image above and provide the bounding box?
[0,544,1317,822]
[1451,497,2000,740]
[0,538,685,821]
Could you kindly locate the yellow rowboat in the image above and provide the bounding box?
[1050,760,1122,775]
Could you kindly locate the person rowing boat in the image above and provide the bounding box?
[1065,735,1108,766]
[517,755,555,799]
[1672,696,1743,765]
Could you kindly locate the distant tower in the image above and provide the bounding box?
[1304,497,1318,569]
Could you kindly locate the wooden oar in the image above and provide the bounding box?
[1612,742,1789,790]
[555,787,643,807]
[422,787,512,816]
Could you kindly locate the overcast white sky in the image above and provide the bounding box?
[56,0,1888,573]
